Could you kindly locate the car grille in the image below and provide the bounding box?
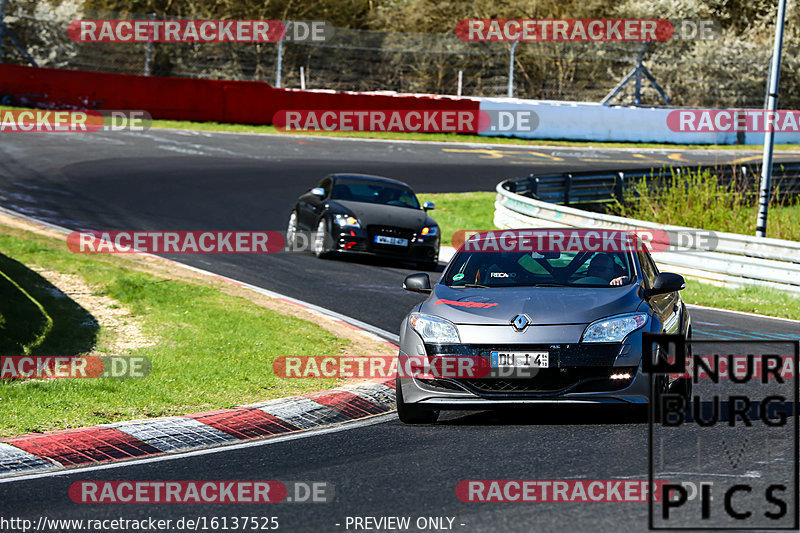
[419,344,633,397]
[457,366,637,395]
[367,225,414,253]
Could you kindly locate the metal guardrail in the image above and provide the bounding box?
[494,179,800,294]
[503,162,800,205]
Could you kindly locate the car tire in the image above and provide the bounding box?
[651,374,669,423]
[286,210,299,251]
[667,328,693,403]
[313,218,332,258]
[396,377,439,424]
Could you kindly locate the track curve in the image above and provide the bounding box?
[1,130,798,532]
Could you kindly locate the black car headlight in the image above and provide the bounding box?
[420,226,438,236]
[334,214,361,228]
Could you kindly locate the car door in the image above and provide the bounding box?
[297,177,331,230]
[638,249,681,334]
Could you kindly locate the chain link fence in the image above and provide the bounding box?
[3,2,800,108]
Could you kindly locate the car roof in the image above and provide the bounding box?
[329,173,412,189]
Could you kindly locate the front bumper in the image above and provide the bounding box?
[331,226,439,262]
[398,342,650,408]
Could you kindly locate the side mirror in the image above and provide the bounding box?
[403,273,432,294]
[423,201,435,212]
[310,187,326,198]
[648,272,685,296]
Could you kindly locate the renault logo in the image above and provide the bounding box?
[511,314,530,331]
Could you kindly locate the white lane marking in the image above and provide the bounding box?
[687,303,800,324]
[154,126,800,154]
[611,471,763,480]
[0,414,395,484]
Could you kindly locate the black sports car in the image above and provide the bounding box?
[287,173,440,269]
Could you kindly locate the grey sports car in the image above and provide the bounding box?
[396,228,691,424]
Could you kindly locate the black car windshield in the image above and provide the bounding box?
[445,250,634,288]
[331,179,420,209]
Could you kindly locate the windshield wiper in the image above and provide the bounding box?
[519,283,571,287]
[451,283,490,288]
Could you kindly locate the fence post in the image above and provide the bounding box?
[300,66,305,89]
[143,13,155,76]
[528,173,538,198]
[507,40,519,98]
[615,172,625,204]
[457,70,463,97]
[564,174,572,206]
[275,22,291,88]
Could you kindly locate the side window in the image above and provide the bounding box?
[637,250,657,286]
[318,178,332,197]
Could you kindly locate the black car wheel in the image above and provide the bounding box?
[668,328,693,402]
[396,377,439,424]
[313,218,333,258]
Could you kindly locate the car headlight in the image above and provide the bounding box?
[420,226,438,236]
[408,313,460,344]
[334,214,361,228]
[581,312,648,343]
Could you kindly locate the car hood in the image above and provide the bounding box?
[420,283,643,325]
[331,200,434,229]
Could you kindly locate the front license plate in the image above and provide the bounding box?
[490,351,549,368]
[374,235,408,246]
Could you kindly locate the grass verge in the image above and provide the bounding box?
[3,105,800,151]
[417,191,496,246]
[419,191,800,321]
[611,167,800,241]
[0,219,384,437]
[681,280,800,321]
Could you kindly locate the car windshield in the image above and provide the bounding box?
[331,179,420,209]
[445,250,634,288]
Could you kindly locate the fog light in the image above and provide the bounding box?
[610,372,632,380]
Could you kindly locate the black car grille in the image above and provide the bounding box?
[457,366,637,395]
[367,225,415,253]
[418,344,633,397]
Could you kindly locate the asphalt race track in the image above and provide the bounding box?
[1,130,799,532]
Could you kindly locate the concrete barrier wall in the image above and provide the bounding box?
[477,97,800,145]
[5,64,798,145]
